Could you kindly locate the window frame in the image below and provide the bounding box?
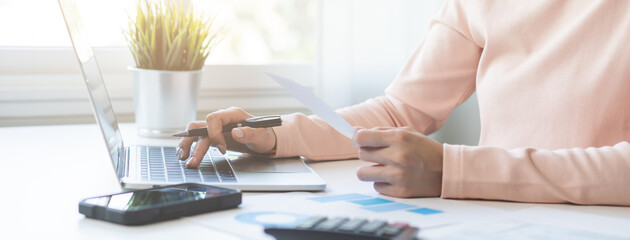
[0,47,317,126]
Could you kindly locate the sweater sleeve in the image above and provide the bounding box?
[442,142,630,205]
[273,0,482,160]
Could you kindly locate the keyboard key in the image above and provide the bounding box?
[201,173,218,177]
[202,175,220,182]
[208,148,223,157]
[168,175,184,182]
[186,177,202,182]
[214,161,235,176]
[201,173,217,177]
[163,148,176,153]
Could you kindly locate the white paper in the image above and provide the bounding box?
[184,190,506,240]
[267,73,356,139]
[421,207,630,240]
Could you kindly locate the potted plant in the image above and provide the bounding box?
[126,0,225,137]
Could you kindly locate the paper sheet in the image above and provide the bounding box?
[267,73,356,139]
[184,190,506,240]
[421,207,630,240]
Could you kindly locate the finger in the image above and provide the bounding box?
[206,107,253,154]
[373,182,395,196]
[356,164,389,182]
[353,128,397,148]
[231,127,275,153]
[373,182,415,198]
[187,136,210,168]
[357,146,397,166]
[178,137,198,161]
[178,121,206,160]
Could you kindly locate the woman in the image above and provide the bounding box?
[178,0,630,205]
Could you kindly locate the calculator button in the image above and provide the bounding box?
[264,216,419,240]
[379,224,405,237]
[358,220,387,234]
[295,216,327,229]
[337,219,368,232]
[314,217,348,231]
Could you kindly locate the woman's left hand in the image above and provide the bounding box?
[352,127,444,198]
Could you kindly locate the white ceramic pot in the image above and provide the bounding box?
[129,67,202,138]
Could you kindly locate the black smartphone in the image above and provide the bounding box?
[79,183,241,225]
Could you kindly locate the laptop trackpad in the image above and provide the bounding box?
[226,153,311,173]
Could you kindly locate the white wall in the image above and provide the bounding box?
[321,0,480,146]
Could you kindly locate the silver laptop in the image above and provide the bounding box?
[58,0,326,191]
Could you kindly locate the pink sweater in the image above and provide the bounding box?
[272,0,630,205]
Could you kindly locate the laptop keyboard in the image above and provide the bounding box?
[137,146,236,183]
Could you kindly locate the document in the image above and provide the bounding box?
[184,189,506,239]
[267,73,356,139]
[420,207,630,240]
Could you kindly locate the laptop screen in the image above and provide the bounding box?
[59,0,126,180]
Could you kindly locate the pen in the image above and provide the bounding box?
[171,115,282,137]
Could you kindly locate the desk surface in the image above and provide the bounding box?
[1,123,629,239]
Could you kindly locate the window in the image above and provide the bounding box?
[0,0,319,126]
[0,0,317,64]
[1,0,446,127]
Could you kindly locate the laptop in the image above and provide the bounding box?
[58,0,326,191]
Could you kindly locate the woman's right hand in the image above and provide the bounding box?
[177,107,277,168]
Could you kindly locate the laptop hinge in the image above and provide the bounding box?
[116,146,129,183]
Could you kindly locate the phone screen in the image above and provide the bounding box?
[83,184,233,211]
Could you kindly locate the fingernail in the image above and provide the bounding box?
[351,129,362,147]
[233,128,244,138]
[176,147,183,160]
[217,144,226,154]
[185,159,194,168]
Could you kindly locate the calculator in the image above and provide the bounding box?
[264,216,419,240]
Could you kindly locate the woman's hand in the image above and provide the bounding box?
[177,107,277,168]
[353,127,444,198]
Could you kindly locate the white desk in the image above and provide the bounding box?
[1,123,629,239]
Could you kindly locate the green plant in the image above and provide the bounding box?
[126,0,225,71]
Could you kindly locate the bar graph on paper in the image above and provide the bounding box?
[230,193,447,231]
[308,193,444,215]
[189,191,506,239]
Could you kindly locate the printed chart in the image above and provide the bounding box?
[185,191,505,240]
[308,193,444,215]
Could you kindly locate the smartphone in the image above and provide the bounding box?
[79,183,241,225]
